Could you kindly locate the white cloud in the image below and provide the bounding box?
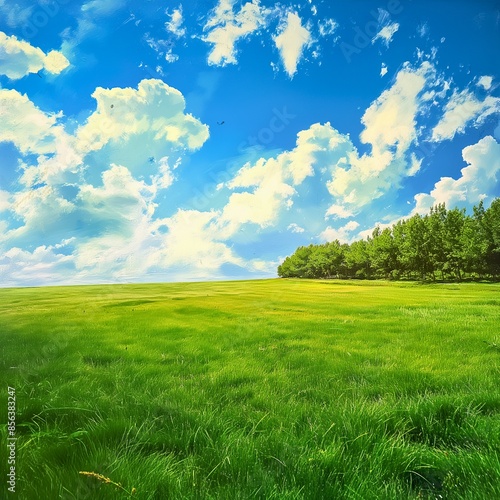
[0,31,70,79]
[360,61,434,155]
[218,122,350,237]
[203,0,267,66]
[0,89,85,189]
[318,18,338,37]
[3,186,75,245]
[0,190,11,212]
[325,204,354,219]
[0,89,65,155]
[0,242,75,287]
[0,79,214,279]
[325,62,440,213]
[165,6,186,37]
[160,209,245,271]
[218,61,440,232]
[273,12,311,78]
[76,79,209,160]
[477,76,493,90]
[372,22,399,46]
[412,135,500,214]
[287,223,304,233]
[380,63,388,77]
[320,220,360,243]
[165,49,179,63]
[371,11,399,47]
[77,164,157,233]
[431,89,500,142]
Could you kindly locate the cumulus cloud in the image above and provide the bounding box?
[160,209,245,271]
[75,79,209,169]
[202,0,267,66]
[477,75,493,91]
[325,204,354,219]
[412,135,500,214]
[165,6,186,37]
[77,164,157,236]
[0,89,65,155]
[4,186,75,245]
[319,220,360,243]
[273,12,311,78]
[0,31,70,79]
[0,242,75,287]
[217,122,351,237]
[216,63,441,237]
[431,89,500,142]
[360,61,434,155]
[324,62,438,214]
[0,190,11,212]
[0,78,214,282]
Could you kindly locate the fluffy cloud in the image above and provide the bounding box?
[4,186,75,245]
[325,204,354,219]
[431,89,500,142]
[319,221,360,243]
[216,61,441,239]
[0,31,69,79]
[273,12,311,78]
[361,61,434,155]
[0,78,214,283]
[477,76,493,91]
[75,79,209,172]
[160,210,245,271]
[0,89,65,155]
[372,22,399,46]
[0,190,11,212]
[412,135,500,214]
[217,122,351,237]
[203,0,267,66]
[165,6,186,37]
[326,62,437,212]
[77,164,157,236]
[0,242,75,287]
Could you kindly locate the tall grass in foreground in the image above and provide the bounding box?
[0,279,499,499]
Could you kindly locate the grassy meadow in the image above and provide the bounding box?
[1,279,499,499]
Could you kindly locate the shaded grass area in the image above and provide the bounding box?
[0,279,499,499]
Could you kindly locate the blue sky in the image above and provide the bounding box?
[0,0,499,287]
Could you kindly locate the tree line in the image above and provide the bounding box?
[278,199,500,281]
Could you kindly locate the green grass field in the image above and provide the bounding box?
[1,279,499,499]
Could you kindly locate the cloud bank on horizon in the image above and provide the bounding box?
[0,0,499,287]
